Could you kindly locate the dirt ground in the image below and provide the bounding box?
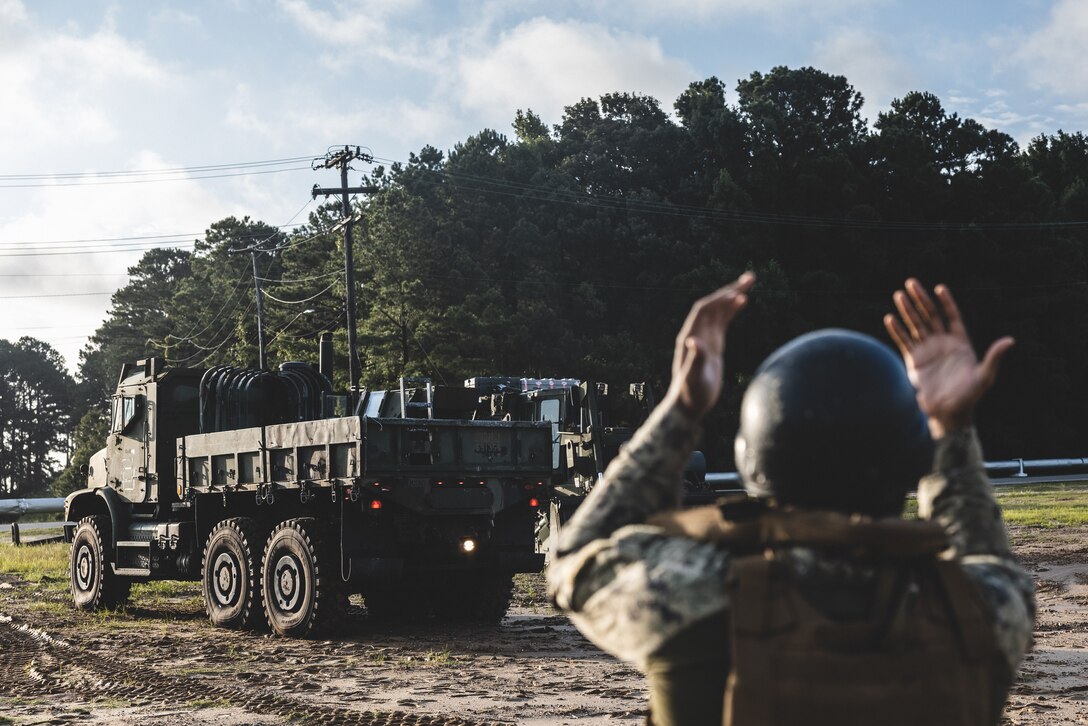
[1,525,1085,725]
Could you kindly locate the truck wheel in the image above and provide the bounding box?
[70,515,131,611]
[202,518,264,630]
[261,518,347,637]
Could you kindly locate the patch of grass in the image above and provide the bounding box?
[131,579,199,600]
[902,496,919,520]
[26,599,70,615]
[0,697,46,707]
[903,483,1088,528]
[513,573,538,600]
[423,648,455,665]
[91,608,131,627]
[0,541,68,581]
[996,483,1088,528]
[399,648,461,668]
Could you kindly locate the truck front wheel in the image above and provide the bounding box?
[261,518,347,637]
[70,515,131,611]
[202,518,264,630]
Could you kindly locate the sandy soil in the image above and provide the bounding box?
[1001,527,1088,725]
[1,525,1085,725]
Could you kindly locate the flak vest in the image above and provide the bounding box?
[645,498,1002,726]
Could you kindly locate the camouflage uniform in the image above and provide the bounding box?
[547,400,1035,722]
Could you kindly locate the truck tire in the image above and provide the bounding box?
[202,517,264,630]
[70,515,131,611]
[261,518,347,637]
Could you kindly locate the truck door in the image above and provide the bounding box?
[109,391,149,502]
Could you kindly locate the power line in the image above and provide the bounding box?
[0,241,198,258]
[0,232,202,248]
[0,156,318,181]
[257,270,340,284]
[0,272,130,278]
[0,165,315,189]
[0,291,114,299]
[0,156,322,189]
[0,223,314,258]
[165,266,253,343]
[261,282,336,305]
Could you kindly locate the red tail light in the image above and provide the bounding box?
[529,498,540,508]
[370,499,383,510]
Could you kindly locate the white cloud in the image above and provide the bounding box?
[0,6,175,153]
[813,27,916,120]
[598,0,883,23]
[278,0,446,74]
[287,97,459,150]
[226,83,277,141]
[457,18,694,123]
[1015,0,1088,95]
[278,0,387,45]
[0,0,27,25]
[0,151,238,371]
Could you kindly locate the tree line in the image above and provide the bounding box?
[7,66,1088,497]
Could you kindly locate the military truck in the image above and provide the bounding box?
[65,358,552,637]
[462,377,707,558]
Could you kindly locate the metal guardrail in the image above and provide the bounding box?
[0,521,70,546]
[706,457,1088,490]
[0,498,68,546]
[0,497,65,519]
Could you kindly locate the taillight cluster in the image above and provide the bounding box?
[360,478,550,510]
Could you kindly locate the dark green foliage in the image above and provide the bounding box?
[60,66,1088,470]
[0,338,73,496]
[77,247,192,411]
[52,409,108,496]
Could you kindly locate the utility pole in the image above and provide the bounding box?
[312,145,377,407]
[249,248,268,369]
[229,240,275,369]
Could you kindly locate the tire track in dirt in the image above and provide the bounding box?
[0,613,508,726]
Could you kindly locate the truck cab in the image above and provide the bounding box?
[87,359,203,507]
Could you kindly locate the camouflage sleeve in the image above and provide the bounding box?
[546,400,731,668]
[916,427,1035,675]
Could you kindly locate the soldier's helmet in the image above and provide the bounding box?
[734,329,933,517]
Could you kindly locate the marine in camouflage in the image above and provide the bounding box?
[546,398,1035,683]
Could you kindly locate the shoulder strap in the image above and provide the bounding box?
[649,503,950,557]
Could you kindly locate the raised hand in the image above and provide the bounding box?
[666,272,756,419]
[883,278,1014,439]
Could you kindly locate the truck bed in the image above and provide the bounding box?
[177,415,553,498]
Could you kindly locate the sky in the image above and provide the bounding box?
[2,0,1087,375]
